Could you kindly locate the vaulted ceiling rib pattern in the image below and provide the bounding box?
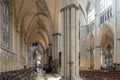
[12,0,58,49]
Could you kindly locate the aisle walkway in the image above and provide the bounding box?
[36,72,61,80]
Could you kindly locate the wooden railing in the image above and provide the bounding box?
[0,69,36,80]
[80,70,120,80]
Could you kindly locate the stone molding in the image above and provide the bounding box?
[48,43,52,45]
[60,4,79,12]
[52,33,61,36]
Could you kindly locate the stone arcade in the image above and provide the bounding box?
[0,0,120,80]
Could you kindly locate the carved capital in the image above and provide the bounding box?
[48,43,52,46]
[52,33,61,36]
[60,4,79,12]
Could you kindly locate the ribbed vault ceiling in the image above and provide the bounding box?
[11,0,94,50]
[12,0,60,49]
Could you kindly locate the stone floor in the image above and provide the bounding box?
[36,72,61,80]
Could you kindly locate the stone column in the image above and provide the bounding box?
[64,8,67,79]
[101,54,105,67]
[112,0,116,64]
[52,36,55,61]
[95,46,101,69]
[52,34,57,72]
[52,34,56,72]
[90,50,92,68]
[94,0,101,69]
[25,43,29,68]
[75,7,80,79]
[61,4,79,80]
[69,6,76,80]
[48,44,52,57]
[0,2,2,73]
[60,7,67,79]
[60,10,65,78]
[17,32,21,69]
[54,35,57,59]
[53,33,61,73]
[48,43,52,68]
[55,33,61,60]
[66,8,70,78]
[114,0,120,65]
[48,43,52,67]
[56,33,61,73]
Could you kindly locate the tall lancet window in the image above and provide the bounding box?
[2,1,9,49]
[100,0,112,13]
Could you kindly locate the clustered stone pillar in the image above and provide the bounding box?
[60,4,79,80]
[60,10,64,77]
[66,7,70,79]
[94,0,101,69]
[52,33,61,73]
[70,6,76,80]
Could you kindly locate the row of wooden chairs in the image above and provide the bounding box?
[0,69,36,80]
[80,70,120,80]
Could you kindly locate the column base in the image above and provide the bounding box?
[62,76,77,80]
[68,77,75,80]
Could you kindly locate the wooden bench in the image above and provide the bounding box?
[0,69,36,80]
[80,70,120,80]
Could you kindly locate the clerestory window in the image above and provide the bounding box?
[100,0,112,13]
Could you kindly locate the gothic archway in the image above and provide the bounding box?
[99,24,114,69]
[29,42,43,72]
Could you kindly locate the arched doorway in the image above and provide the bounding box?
[29,42,43,72]
[100,24,114,70]
[105,45,113,69]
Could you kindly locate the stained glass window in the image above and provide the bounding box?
[2,1,9,48]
